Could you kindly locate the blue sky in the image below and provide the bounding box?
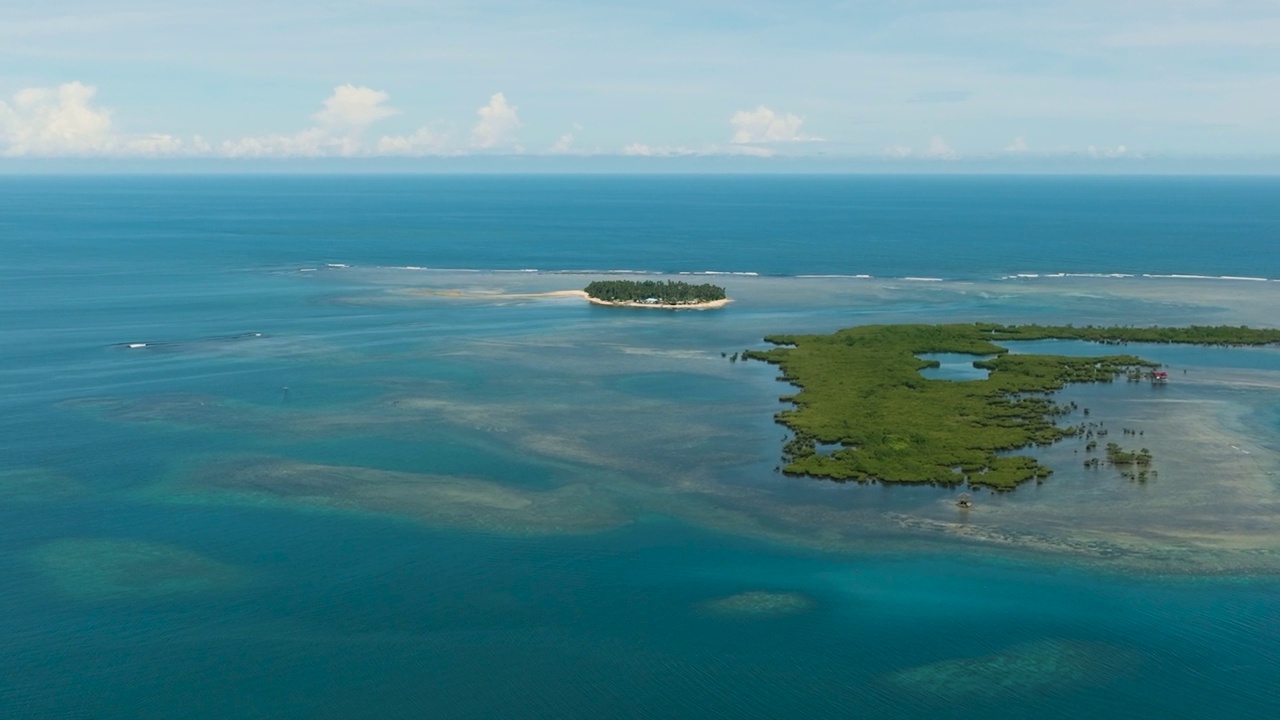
[2,0,1278,167]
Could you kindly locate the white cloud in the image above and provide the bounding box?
[0,82,194,157]
[725,144,775,158]
[620,142,777,158]
[221,84,397,158]
[313,84,397,131]
[548,122,583,154]
[1088,144,1128,158]
[884,137,957,159]
[549,133,574,153]
[1004,136,1029,153]
[470,92,520,148]
[924,135,957,159]
[375,126,455,156]
[2,83,535,159]
[730,106,817,144]
[621,143,697,157]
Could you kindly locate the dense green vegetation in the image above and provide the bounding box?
[584,279,726,304]
[975,323,1280,346]
[745,323,1280,490]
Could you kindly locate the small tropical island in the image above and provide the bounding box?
[583,280,730,309]
[745,323,1280,490]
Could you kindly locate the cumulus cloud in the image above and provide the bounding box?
[547,122,583,154]
[0,82,195,157]
[730,106,818,144]
[221,84,397,158]
[1004,136,1029,153]
[884,145,913,158]
[923,135,957,159]
[375,126,455,157]
[470,93,520,148]
[312,84,397,131]
[0,82,546,159]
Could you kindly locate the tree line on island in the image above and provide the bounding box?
[584,280,726,305]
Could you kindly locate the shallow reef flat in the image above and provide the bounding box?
[54,272,1280,574]
[169,458,631,535]
[60,393,424,439]
[107,331,343,362]
[881,639,1136,702]
[875,391,1280,568]
[32,538,244,601]
[61,394,277,431]
[385,383,1280,573]
[0,468,82,501]
[698,591,816,617]
[92,383,1279,573]
[69,380,1280,573]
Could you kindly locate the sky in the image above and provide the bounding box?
[1,0,1279,170]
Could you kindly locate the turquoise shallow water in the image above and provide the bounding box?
[3,176,1280,719]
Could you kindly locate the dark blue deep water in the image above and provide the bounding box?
[5,175,1279,278]
[2,175,1279,719]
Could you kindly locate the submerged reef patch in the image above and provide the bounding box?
[0,468,82,501]
[32,538,244,601]
[175,458,631,535]
[60,394,261,429]
[699,591,816,617]
[882,639,1133,701]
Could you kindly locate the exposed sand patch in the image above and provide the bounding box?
[402,287,733,309]
[405,288,590,301]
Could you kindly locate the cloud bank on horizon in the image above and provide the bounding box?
[1,0,1277,163]
[0,81,825,159]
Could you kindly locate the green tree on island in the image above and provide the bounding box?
[584,280,726,304]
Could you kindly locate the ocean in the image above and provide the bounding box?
[2,175,1279,719]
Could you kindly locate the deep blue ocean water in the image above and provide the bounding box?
[2,175,1279,719]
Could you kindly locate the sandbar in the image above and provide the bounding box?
[404,288,732,309]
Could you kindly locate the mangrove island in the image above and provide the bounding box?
[583,280,729,309]
[746,323,1280,490]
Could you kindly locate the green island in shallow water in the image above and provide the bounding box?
[583,279,729,308]
[745,323,1280,490]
